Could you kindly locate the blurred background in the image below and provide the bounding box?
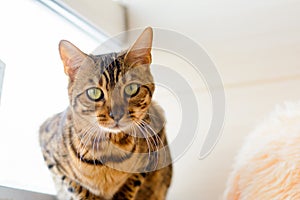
[0,0,300,199]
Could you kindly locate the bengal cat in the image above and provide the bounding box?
[39,27,172,200]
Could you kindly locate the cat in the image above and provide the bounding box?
[223,102,300,199]
[39,27,172,200]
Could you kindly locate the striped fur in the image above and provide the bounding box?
[39,28,172,200]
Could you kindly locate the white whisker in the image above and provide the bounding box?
[140,119,167,168]
[133,121,152,168]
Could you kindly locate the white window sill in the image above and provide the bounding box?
[0,186,56,200]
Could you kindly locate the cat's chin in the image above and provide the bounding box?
[99,125,127,134]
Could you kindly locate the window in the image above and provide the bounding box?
[0,0,105,194]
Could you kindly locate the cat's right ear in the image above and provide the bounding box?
[59,40,87,81]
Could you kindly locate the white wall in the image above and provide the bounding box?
[60,0,126,36]
[125,0,300,199]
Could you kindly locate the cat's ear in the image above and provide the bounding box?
[59,40,87,81]
[124,27,153,67]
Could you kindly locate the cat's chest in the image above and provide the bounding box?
[72,160,130,198]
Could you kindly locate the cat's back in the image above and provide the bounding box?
[224,102,300,200]
[39,109,68,148]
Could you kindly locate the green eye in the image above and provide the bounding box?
[86,87,103,101]
[124,83,140,97]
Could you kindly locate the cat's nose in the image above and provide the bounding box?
[109,110,124,122]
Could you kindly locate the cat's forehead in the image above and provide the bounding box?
[90,52,144,80]
[90,52,124,71]
[85,52,134,86]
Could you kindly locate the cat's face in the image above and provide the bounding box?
[59,28,154,134]
[70,53,154,134]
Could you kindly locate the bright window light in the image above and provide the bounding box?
[0,0,106,194]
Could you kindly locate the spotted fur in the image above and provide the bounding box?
[39,27,172,200]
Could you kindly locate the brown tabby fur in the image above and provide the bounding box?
[39,27,172,200]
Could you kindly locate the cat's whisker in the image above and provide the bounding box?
[94,126,105,153]
[140,119,167,168]
[133,121,152,165]
[82,124,103,166]
[138,121,158,153]
[138,121,160,170]
[69,123,95,166]
[77,126,94,167]
[141,121,159,169]
[133,110,161,121]
[148,126,167,167]
[141,119,164,148]
[134,120,162,170]
[96,128,104,161]
[77,122,99,165]
[85,126,98,149]
[91,127,98,165]
[100,132,107,158]
[73,120,116,167]
[96,128,102,152]
[130,124,138,150]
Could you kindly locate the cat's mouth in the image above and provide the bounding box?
[110,123,121,130]
[100,121,129,134]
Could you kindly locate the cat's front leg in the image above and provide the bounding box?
[54,175,105,200]
[112,173,147,200]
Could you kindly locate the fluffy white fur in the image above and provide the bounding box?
[224,102,300,200]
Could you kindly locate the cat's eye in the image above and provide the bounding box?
[124,83,140,97]
[86,87,103,101]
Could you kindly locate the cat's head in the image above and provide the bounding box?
[59,27,155,134]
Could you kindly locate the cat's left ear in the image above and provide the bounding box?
[59,40,87,81]
[124,27,153,67]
